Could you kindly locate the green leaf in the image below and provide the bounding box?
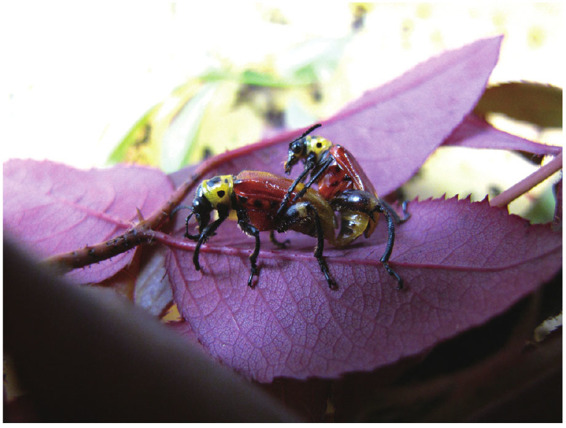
[162,82,218,172]
[107,79,207,168]
[107,105,159,164]
[201,69,313,88]
[474,82,562,129]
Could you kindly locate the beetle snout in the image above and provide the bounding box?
[284,154,298,174]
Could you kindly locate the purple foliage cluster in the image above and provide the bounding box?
[3,36,561,382]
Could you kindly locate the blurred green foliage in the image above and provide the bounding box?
[107,7,562,225]
[474,82,562,129]
[107,33,350,172]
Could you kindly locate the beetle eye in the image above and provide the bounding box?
[291,141,303,154]
[192,198,201,213]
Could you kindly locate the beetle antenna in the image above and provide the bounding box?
[291,123,322,144]
[170,204,193,218]
[184,212,199,239]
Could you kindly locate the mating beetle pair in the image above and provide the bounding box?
[181,125,409,290]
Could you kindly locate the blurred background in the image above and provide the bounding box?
[3,3,562,420]
[2,1,563,219]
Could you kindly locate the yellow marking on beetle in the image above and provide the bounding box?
[306,136,332,160]
[202,175,233,207]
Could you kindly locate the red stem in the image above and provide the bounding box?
[42,126,307,272]
[44,129,562,273]
[490,152,562,208]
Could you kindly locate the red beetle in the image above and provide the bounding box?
[280,124,410,289]
[183,170,338,289]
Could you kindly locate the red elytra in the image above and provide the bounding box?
[185,170,338,288]
[317,145,377,200]
[233,170,335,238]
[281,127,409,287]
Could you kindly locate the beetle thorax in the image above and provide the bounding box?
[306,136,332,161]
[201,175,234,208]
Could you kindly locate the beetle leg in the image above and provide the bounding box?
[291,155,334,205]
[170,204,192,219]
[193,213,228,271]
[373,205,403,290]
[238,219,261,288]
[186,210,211,241]
[280,203,337,289]
[276,165,313,217]
[269,230,290,249]
[400,200,411,223]
[166,205,201,240]
[184,212,202,240]
[378,199,411,224]
[306,204,338,290]
[333,192,407,289]
[234,205,262,288]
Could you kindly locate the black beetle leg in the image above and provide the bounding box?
[269,230,291,249]
[400,200,411,223]
[373,205,403,290]
[378,199,411,224]
[168,205,201,240]
[193,214,227,271]
[290,155,334,205]
[184,212,201,240]
[238,220,261,288]
[276,165,312,217]
[305,204,337,290]
[170,204,192,218]
[278,203,337,289]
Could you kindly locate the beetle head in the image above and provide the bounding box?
[284,123,323,174]
[190,175,234,231]
[285,138,307,174]
[190,185,212,232]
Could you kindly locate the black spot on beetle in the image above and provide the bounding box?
[217,190,226,198]
[253,199,263,208]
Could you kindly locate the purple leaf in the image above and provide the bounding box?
[183,36,504,197]
[133,247,174,316]
[3,159,174,283]
[167,197,561,381]
[3,34,558,388]
[443,113,562,155]
[319,36,504,196]
[163,36,562,380]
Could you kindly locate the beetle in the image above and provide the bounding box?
[279,124,410,289]
[182,170,338,289]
